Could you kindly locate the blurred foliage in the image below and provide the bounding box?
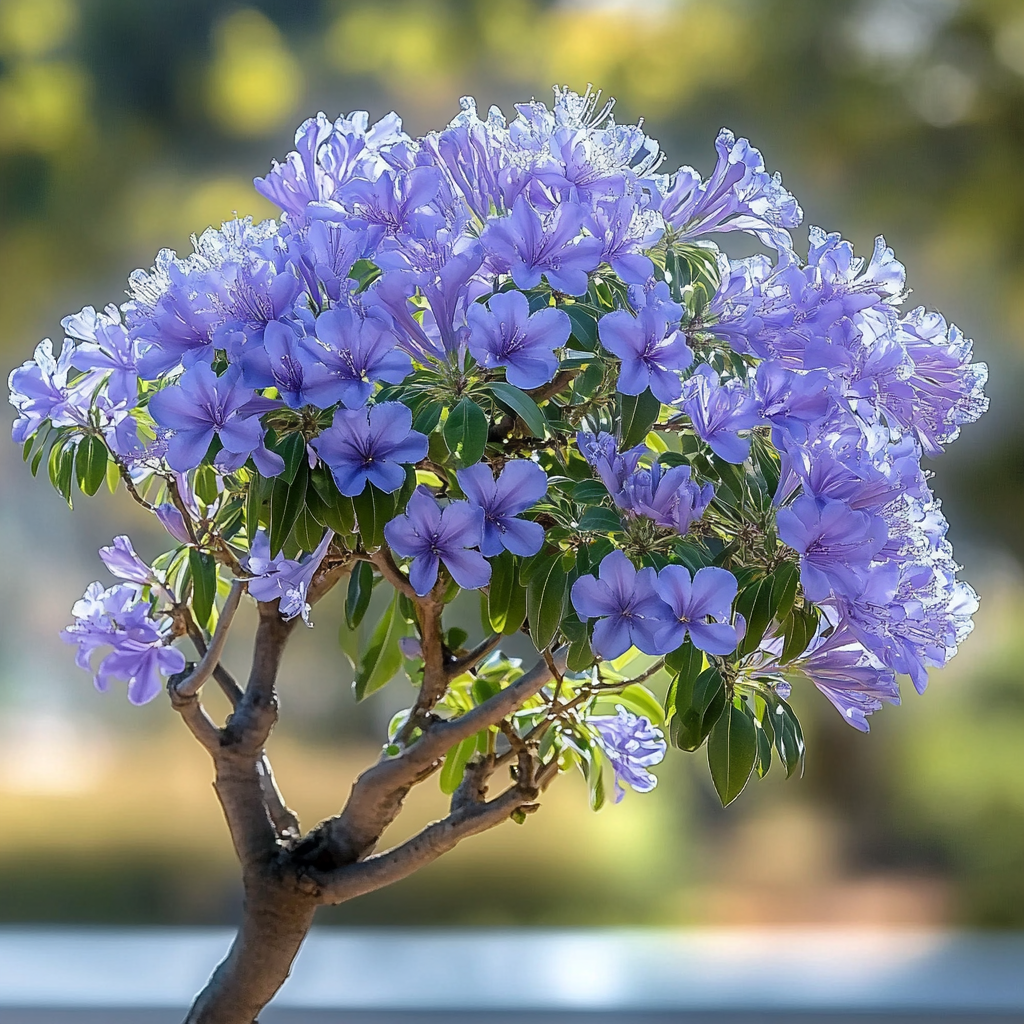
[2,0,1024,925]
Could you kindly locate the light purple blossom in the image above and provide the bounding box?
[754,362,834,444]
[619,462,714,535]
[599,306,693,403]
[9,338,91,442]
[310,401,428,496]
[776,495,888,603]
[481,194,604,296]
[682,364,762,463]
[99,536,161,588]
[467,290,570,389]
[456,460,547,557]
[576,431,646,495]
[61,582,185,705]
[155,504,193,546]
[245,529,333,623]
[147,363,285,476]
[300,305,413,409]
[588,706,667,802]
[384,487,490,596]
[570,550,670,659]
[654,565,739,655]
[69,313,140,408]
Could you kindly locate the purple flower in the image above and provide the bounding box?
[654,565,739,655]
[682,364,762,464]
[240,319,317,408]
[99,536,162,589]
[776,495,887,602]
[310,401,428,496]
[61,582,185,705]
[9,338,91,442]
[323,165,443,238]
[68,314,140,408]
[155,504,193,546]
[588,706,667,802]
[620,462,714,535]
[660,128,802,251]
[576,431,646,495]
[148,363,285,477]
[466,290,570,389]
[481,194,604,296]
[588,195,663,285]
[244,529,333,623]
[599,307,693,404]
[570,549,670,659]
[299,305,413,409]
[384,487,490,596]
[456,460,547,557]
[754,362,834,444]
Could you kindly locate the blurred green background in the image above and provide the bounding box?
[1,0,1023,929]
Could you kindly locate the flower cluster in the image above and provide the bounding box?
[11,85,986,805]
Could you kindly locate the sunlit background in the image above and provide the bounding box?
[2,0,1024,931]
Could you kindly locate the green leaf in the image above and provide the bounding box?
[354,593,411,700]
[586,744,608,811]
[246,472,269,543]
[564,303,600,350]
[487,550,515,633]
[780,604,818,664]
[439,733,480,795]
[571,480,609,504]
[351,484,395,550]
[576,506,622,533]
[269,461,308,557]
[194,465,219,504]
[671,665,724,751]
[309,466,356,536]
[708,700,757,805]
[526,554,568,650]
[771,695,806,778]
[55,443,75,506]
[736,574,774,657]
[443,397,488,465]
[504,561,528,636]
[346,561,374,630]
[188,550,217,631]
[618,388,662,449]
[571,361,604,402]
[75,436,108,497]
[488,381,547,437]
[615,683,666,725]
[665,638,703,679]
[771,561,800,624]
[272,432,307,486]
[292,506,325,552]
[412,400,443,434]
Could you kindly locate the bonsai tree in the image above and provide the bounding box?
[8,87,987,1024]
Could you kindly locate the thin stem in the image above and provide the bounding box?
[173,580,246,699]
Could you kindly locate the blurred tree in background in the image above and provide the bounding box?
[2,0,1023,927]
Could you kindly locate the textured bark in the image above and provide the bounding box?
[184,883,317,1024]
[172,553,568,1024]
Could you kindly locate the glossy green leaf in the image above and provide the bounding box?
[526,554,567,651]
[439,733,480,795]
[671,665,724,751]
[576,506,622,533]
[75,435,108,496]
[292,506,325,552]
[345,561,374,630]
[353,592,410,700]
[488,381,547,437]
[272,432,307,486]
[487,549,515,632]
[571,480,609,504]
[269,460,308,557]
[708,700,757,805]
[564,303,600,350]
[188,549,217,631]
[412,400,443,434]
[618,388,662,449]
[771,695,806,778]
[352,484,395,550]
[443,397,488,465]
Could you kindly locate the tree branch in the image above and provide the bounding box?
[314,778,539,905]
[369,545,416,600]
[316,647,566,866]
[446,633,501,679]
[171,580,245,699]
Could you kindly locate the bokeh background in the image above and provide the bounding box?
[1,0,1023,930]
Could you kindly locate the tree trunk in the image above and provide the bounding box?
[183,884,317,1024]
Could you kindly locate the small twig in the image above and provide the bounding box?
[446,633,501,679]
[173,580,246,699]
[111,455,158,512]
[369,546,417,600]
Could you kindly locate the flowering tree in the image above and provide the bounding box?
[8,88,987,1023]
